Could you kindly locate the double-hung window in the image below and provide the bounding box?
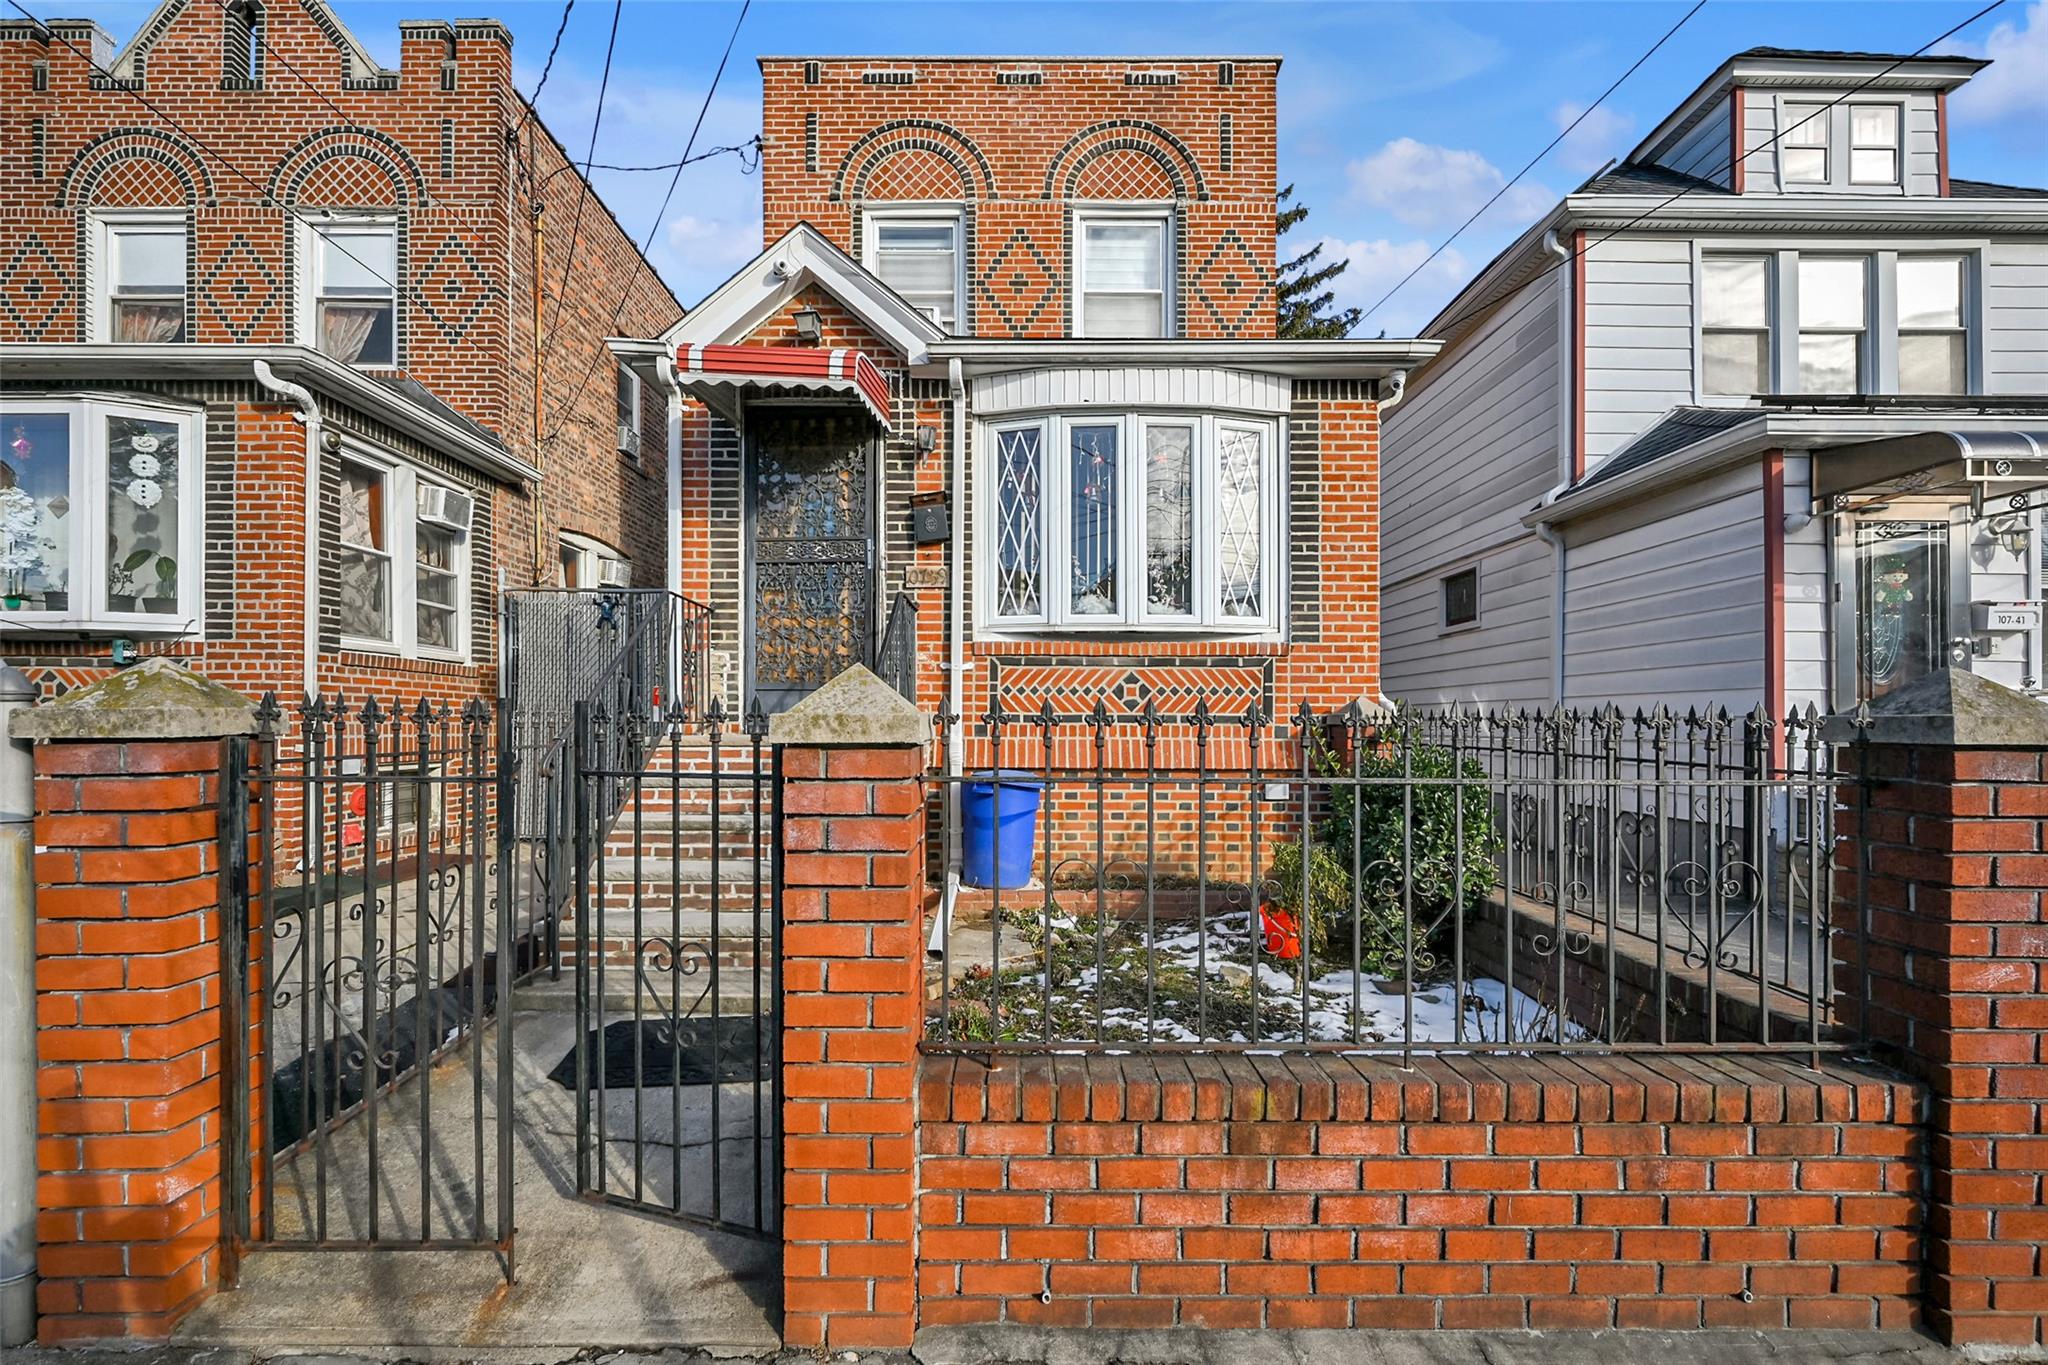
[0,397,203,631]
[1076,212,1171,338]
[1796,256,1869,395]
[96,217,188,343]
[866,213,960,330]
[1849,106,1901,185]
[333,453,470,657]
[305,220,397,367]
[1897,254,1967,395]
[1781,103,1830,184]
[615,362,642,455]
[984,411,1276,632]
[1701,254,1772,398]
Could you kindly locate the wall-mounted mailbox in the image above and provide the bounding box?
[910,492,950,545]
[1972,600,2040,633]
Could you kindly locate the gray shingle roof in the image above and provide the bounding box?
[1575,162,1730,197]
[1733,46,1980,65]
[370,376,511,459]
[1948,177,2048,199]
[1572,407,1759,492]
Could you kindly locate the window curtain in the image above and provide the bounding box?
[322,305,381,365]
[115,304,183,343]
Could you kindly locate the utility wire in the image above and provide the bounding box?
[1358,0,1706,327]
[578,139,761,174]
[518,0,575,133]
[1382,0,2010,335]
[542,0,753,449]
[538,0,623,349]
[8,0,436,388]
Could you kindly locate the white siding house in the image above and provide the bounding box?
[1381,47,2048,721]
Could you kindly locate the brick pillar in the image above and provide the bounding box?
[769,665,929,1351]
[13,661,258,1342]
[1829,670,2048,1348]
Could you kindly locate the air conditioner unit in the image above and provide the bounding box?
[416,484,473,532]
[597,557,632,588]
[616,421,640,452]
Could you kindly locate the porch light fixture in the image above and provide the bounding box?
[1987,511,2031,559]
[791,307,823,345]
[915,422,939,457]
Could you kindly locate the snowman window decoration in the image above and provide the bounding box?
[105,417,179,609]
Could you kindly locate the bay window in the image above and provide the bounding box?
[1897,254,1967,394]
[1796,256,1868,395]
[1076,212,1171,338]
[982,411,1276,631]
[333,451,470,657]
[304,220,397,367]
[1701,254,1772,397]
[866,213,961,330]
[95,217,188,343]
[0,397,202,631]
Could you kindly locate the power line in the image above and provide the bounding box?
[542,0,753,450]
[578,139,761,174]
[8,0,436,387]
[1358,0,1706,327]
[519,0,575,132]
[538,0,623,349]
[1398,0,2010,338]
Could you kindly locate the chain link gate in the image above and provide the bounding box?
[567,696,780,1238]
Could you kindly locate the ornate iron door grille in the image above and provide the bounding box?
[747,406,876,713]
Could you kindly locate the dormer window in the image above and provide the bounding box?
[1850,106,1900,185]
[1782,103,1829,184]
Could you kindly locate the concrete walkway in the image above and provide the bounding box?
[173,996,779,1354]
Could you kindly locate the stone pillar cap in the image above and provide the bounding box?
[9,658,259,742]
[767,664,931,748]
[1821,667,2048,748]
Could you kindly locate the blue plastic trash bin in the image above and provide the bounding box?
[961,770,1042,889]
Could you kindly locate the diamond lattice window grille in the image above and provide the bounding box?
[995,426,1043,618]
[1217,426,1262,618]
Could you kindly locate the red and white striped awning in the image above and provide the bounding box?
[676,344,892,429]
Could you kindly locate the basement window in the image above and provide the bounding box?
[1442,567,1479,629]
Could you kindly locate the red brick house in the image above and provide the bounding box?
[622,56,1437,753]
[0,0,682,711]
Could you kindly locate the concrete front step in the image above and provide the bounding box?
[515,970,775,1017]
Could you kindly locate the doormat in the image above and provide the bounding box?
[547,1014,775,1091]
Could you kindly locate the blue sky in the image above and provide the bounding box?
[45,0,2048,334]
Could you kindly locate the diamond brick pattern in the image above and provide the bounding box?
[199,232,280,341]
[0,232,71,339]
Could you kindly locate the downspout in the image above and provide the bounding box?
[254,360,322,700]
[1539,226,1573,706]
[931,356,966,959]
[661,354,684,693]
[0,667,35,1347]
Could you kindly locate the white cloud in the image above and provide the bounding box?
[664,214,763,271]
[1551,101,1637,175]
[1951,1,2048,125]
[1317,235,1473,337]
[1346,138,1555,233]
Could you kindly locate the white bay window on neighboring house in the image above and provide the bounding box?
[333,452,471,657]
[0,397,203,631]
[983,411,1276,632]
[1075,211,1171,338]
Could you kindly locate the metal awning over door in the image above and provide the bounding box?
[676,344,893,430]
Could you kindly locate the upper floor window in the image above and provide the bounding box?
[1782,103,1829,184]
[560,532,631,589]
[1849,106,1901,185]
[1701,254,1771,398]
[1797,256,1869,395]
[0,397,203,632]
[95,217,187,343]
[615,362,642,455]
[334,452,471,657]
[1898,254,1966,395]
[865,212,960,330]
[983,410,1274,632]
[304,221,397,367]
[1075,212,1171,339]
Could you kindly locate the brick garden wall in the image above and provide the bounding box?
[917,1052,1926,1333]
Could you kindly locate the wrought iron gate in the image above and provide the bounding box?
[226,694,518,1271]
[747,405,875,713]
[566,695,780,1237]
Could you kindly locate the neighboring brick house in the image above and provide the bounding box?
[0,0,682,713]
[627,55,1436,782]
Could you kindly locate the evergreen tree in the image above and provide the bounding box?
[1274,184,1362,340]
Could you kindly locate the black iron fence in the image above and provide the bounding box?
[878,591,918,702]
[925,699,1845,1061]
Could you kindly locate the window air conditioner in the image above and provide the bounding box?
[416,484,473,532]
[597,557,633,588]
[617,421,640,452]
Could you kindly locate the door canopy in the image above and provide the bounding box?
[677,343,893,430]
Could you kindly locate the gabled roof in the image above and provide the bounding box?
[664,224,946,368]
[107,0,393,83]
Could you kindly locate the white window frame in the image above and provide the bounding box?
[1690,240,1984,403]
[89,211,188,344]
[1772,95,1909,194]
[1698,252,1777,401]
[615,362,643,457]
[0,395,205,635]
[1848,103,1902,188]
[296,215,400,369]
[1895,252,1972,395]
[861,205,965,332]
[332,447,470,661]
[1072,205,1175,340]
[1778,100,1831,186]
[1795,253,1873,397]
[976,409,1280,635]
[559,531,630,591]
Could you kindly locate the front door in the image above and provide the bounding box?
[746,406,876,713]
[1850,514,1954,702]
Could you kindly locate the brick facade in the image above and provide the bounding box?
[1,0,681,703]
